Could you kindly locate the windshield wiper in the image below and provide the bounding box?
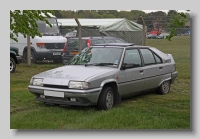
[85,63,117,67]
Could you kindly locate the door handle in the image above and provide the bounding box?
[139,70,143,73]
[159,67,163,69]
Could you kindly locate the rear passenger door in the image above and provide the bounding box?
[139,48,164,90]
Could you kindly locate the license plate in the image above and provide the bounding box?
[44,90,64,98]
[53,52,61,55]
[70,51,78,55]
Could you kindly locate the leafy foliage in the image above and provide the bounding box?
[168,10,190,41]
[10,10,55,42]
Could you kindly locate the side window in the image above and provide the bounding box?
[91,39,105,45]
[140,49,156,66]
[153,53,162,64]
[123,49,142,68]
[115,39,126,43]
[105,39,115,43]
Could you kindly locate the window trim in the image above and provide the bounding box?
[139,48,163,66]
[120,48,143,70]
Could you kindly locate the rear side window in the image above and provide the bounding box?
[153,53,162,64]
[140,49,156,66]
[91,39,105,45]
[105,39,115,43]
[67,39,87,49]
[115,39,126,43]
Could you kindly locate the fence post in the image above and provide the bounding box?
[27,35,31,65]
[75,18,82,53]
[140,16,146,46]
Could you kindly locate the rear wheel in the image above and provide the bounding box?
[10,57,16,73]
[156,80,170,95]
[23,51,37,64]
[97,86,114,110]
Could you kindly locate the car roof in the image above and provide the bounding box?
[91,43,152,49]
[68,36,124,40]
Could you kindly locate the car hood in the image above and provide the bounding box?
[32,65,116,85]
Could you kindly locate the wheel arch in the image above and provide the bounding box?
[100,79,120,104]
[23,46,37,55]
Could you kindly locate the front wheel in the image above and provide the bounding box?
[156,80,170,95]
[10,57,16,73]
[97,86,114,110]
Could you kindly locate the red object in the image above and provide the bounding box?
[149,30,159,35]
[62,40,68,53]
[87,39,91,47]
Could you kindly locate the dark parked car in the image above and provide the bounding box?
[10,46,22,73]
[62,36,127,64]
[28,43,178,110]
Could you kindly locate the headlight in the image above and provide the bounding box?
[32,78,43,86]
[68,81,90,89]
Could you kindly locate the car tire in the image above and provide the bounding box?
[23,51,37,64]
[10,57,16,73]
[156,80,170,95]
[97,86,114,110]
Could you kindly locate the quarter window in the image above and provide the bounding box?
[153,53,162,64]
[140,49,156,66]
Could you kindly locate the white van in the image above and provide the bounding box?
[10,13,67,63]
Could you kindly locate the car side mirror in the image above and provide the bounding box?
[120,63,135,70]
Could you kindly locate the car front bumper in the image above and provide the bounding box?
[171,71,178,84]
[28,85,101,106]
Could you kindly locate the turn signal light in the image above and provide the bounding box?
[36,43,45,47]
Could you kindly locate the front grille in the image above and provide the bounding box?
[45,43,65,49]
[43,84,69,89]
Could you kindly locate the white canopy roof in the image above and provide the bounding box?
[57,18,124,27]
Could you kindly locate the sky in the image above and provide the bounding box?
[142,10,188,13]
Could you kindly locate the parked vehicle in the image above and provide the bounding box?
[10,13,67,64]
[156,33,170,39]
[62,36,127,64]
[146,34,157,39]
[10,46,22,73]
[28,43,178,110]
[64,30,77,39]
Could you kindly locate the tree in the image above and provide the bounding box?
[10,10,55,42]
[168,10,190,41]
[10,10,55,65]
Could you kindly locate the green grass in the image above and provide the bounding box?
[10,36,190,129]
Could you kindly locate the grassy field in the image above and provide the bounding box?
[10,36,190,129]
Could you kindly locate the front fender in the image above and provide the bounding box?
[100,79,118,88]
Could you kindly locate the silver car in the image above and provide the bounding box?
[28,43,178,110]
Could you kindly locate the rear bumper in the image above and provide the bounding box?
[171,71,178,84]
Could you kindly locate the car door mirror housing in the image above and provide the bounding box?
[121,63,135,70]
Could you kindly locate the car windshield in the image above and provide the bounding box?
[66,47,124,67]
[37,17,59,36]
